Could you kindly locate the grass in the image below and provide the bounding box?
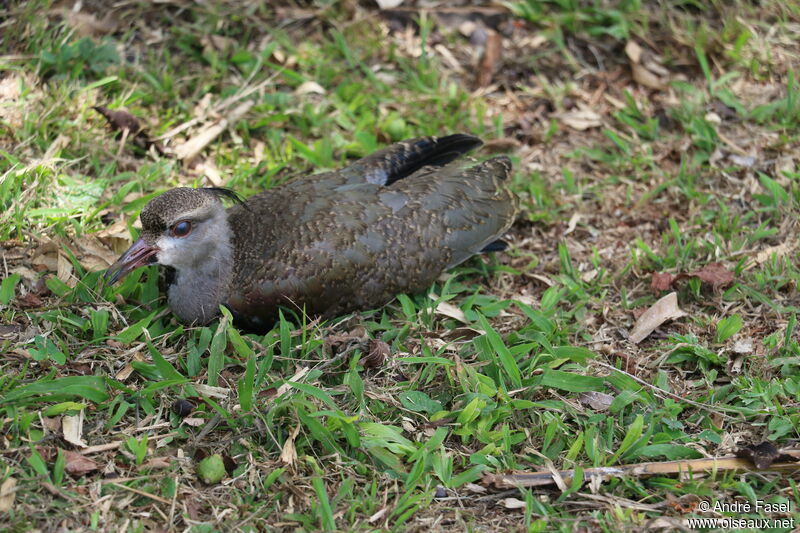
[2,0,800,531]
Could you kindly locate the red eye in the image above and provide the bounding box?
[172,220,192,237]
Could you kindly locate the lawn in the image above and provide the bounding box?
[2,1,800,531]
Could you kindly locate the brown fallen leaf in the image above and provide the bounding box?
[93,106,142,135]
[651,263,735,292]
[92,106,166,156]
[650,272,675,292]
[16,292,43,309]
[361,339,390,368]
[64,449,100,476]
[686,262,734,289]
[629,292,687,344]
[475,29,502,88]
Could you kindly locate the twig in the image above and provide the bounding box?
[484,450,800,489]
[593,361,739,420]
[108,482,171,505]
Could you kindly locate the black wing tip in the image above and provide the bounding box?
[438,133,483,151]
[481,239,509,253]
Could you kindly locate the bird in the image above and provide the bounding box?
[105,134,519,331]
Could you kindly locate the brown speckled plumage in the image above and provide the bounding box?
[107,134,518,330]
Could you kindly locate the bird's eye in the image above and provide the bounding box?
[171,220,192,238]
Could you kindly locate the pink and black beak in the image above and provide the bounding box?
[104,237,159,284]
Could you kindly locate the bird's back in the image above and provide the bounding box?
[224,135,518,329]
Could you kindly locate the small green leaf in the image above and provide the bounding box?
[540,369,605,393]
[0,273,21,304]
[610,414,643,463]
[633,444,703,460]
[399,391,442,414]
[716,314,743,343]
[43,402,86,416]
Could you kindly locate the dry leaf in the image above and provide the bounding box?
[92,106,166,155]
[280,426,301,466]
[96,217,133,254]
[57,252,75,287]
[652,263,734,292]
[174,100,254,162]
[750,242,797,268]
[93,106,142,135]
[16,292,43,309]
[434,300,467,323]
[62,412,88,448]
[463,482,487,494]
[498,497,527,509]
[732,338,753,354]
[63,449,99,476]
[624,40,643,63]
[475,29,502,88]
[629,292,687,344]
[194,384,229,399]
[294,81,326,95]
[578,391,614,411]
[64,10,119,37]
[0,477,16,512]
[687,262,734,289]
[74,235,119,271]
[564,212,581,236]
[558,109,602,130]
[361,339,390,368]
[650,272,675,292]
[368,508,388,523]
[631,62,667,90]
[141,456,173,469]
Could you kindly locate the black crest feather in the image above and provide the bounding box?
[204,187,244,204]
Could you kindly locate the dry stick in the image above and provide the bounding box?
[593,361,739,420]
[80,432,178,455]
[484,450,800,489]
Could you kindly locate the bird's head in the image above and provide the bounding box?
[105,187,242,284]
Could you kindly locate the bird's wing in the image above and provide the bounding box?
[339,134,483,186]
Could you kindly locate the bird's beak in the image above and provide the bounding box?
[104,237,159,284]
